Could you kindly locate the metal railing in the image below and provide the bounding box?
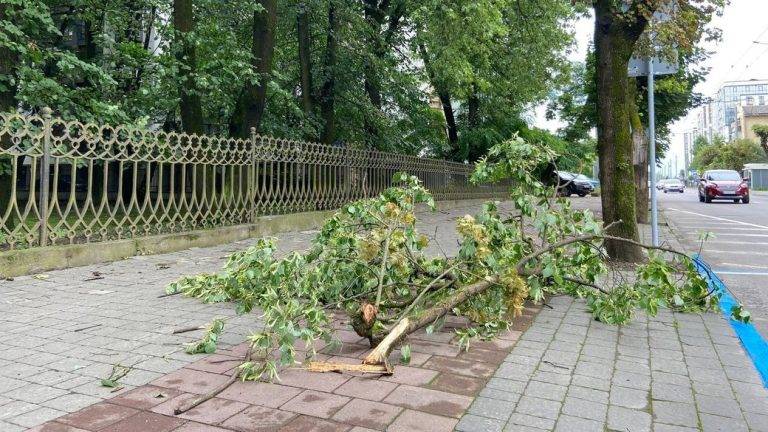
[0,109,507,250]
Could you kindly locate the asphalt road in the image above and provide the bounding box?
[659,188,768,339]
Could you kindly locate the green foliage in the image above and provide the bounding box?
[185,318,226,354]
[691,138,767,172]
[168,137,721,379]
[0,0,579,158]
[100,364,132,388]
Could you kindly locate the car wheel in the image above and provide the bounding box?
[578,193,587,197]
[733,199,740,203]
[743,196,750,204]
[705,195,712,203]
[698,193,704,202]
[679,190,684,193]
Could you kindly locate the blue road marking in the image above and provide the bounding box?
[694,255,768,387]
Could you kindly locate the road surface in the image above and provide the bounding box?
[659,188,768,339]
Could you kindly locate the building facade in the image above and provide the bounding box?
[736,105,768,141]
[694,79,768,142]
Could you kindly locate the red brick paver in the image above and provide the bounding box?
[31,304,540,431]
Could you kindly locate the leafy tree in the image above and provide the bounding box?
[692,138,767,172]
[551,1,721,251]
[753,124,768,155]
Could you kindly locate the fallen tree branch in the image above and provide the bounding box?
[561,276,609,294]
[174,345,253,415]
[515,220,622,274]
[363,276,499,365]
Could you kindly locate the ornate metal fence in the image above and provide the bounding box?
[0,110,507,250]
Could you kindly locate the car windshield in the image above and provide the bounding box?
[708,171,741,181]
[558,171,575,180]
[575,174,590,181]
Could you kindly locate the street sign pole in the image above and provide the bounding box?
[648,57,659,247]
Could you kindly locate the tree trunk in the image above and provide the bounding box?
[297,2,314,116]
[173,0,204,134]
[319,1,337,145]
[593,1,646,262]
[627,79,648,224]
[467,85,480,130]
[229,0,277,138]
[418,43,458,152]
[361,0,405,149]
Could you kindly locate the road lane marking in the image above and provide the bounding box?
[703,250,768,256]
[713,270,768,276]
[675,226,768,231]
[684,233,768,238]
[694,241,768,246]
[720,263,768,270]
[666,208,768,230]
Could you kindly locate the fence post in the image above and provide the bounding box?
[249,127,257,223]
[39,107,52,247]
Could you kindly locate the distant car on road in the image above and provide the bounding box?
[698,169,750,204]
[554,171,594,197]
[662,179,685,193]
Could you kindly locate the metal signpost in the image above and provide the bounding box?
[628,7,678,247]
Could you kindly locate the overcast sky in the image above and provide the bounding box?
[534,0,768,175]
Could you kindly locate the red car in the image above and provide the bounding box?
[698,169,750,204]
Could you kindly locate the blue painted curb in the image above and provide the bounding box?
[692,255,768,388]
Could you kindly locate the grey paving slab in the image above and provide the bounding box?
[456,215,768,431]
[0,201,496,429]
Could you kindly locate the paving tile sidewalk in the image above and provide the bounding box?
[26,305,540,432]
[0,200,516,431]
[456,222,768,432]
[5,197,768,431]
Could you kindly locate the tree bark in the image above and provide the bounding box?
[418,43,458,151]
[229,0,277,138]
[297,2,314,116]
[627,79,648,224]
[173,0,204,134]
[467,84,480,130]
[319,1,337,145]
[593,0,647,262]
[361,0,405,148]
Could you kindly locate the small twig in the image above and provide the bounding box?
[174,345,254,415]
[172,325,205,334]
[158,291,181,298]
[73,324,101,332]
[561,276,609,295]
[374,233,392,309]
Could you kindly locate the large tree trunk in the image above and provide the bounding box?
[319,1,337,145]
[173,0,204,134]
[229,0,277,138]
[297,2,314,116]
[593,1,646,262]
[418,43,459,152]
[628,79,648,224]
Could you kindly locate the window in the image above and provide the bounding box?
[707,171,741,181]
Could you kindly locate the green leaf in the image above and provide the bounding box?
[400,345,411,365]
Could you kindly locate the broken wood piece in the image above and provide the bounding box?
[306,361,393,375]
